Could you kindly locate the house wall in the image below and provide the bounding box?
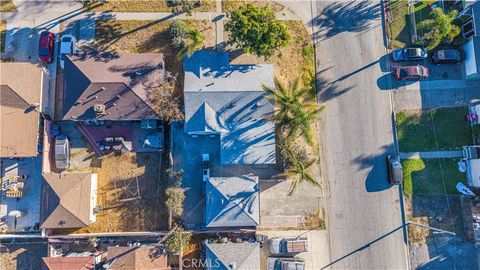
[90,173,98,223]
[463,40,480,79]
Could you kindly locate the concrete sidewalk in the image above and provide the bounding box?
[399,151,464,159]
[405,79,480,91]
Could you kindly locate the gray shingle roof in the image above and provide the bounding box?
[204,241,260,270]
[183,50,276,165]
[205,176,259,228]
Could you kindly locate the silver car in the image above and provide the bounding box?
[55,135,70,170]
[266,257,305,270]
[387,155,403,185]
[268,237,308,255]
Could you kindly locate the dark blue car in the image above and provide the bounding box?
[391,48,428,62]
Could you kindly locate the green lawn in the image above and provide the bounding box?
[413,1,436,37]
[402,158,466,198]
[386,0,412,48]
[396,107,474,152]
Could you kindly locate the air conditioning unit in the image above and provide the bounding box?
[93,104,105,114]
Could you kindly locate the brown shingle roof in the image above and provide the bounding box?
[62,53,164,121]
[42,256,95,270]
[107,246,170,270]
[0,63,43,158]
[40,173,96,229]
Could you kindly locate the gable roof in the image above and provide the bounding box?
[0,63,43,158]
[42,256,95,270]
[204,242,260,270]
[62,53,164,121]
[106,246,170,270]
[183,51,276,165]
[40,173,96,229]
[205,176,259,228]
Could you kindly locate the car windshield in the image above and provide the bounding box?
[406,48,420,57]
[62,36,72,42]
[399,69,409,77]
[416,67,423,75]
[279,240,288,253]
[39,47,49,56]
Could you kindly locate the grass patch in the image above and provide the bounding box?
[0,20,6,52]
[87,0,216,12]
[413,0,436,37]
[95,19,215,75]
[229,20,314,86]
[402,158,466,198]
[386,0,411,48]
[0,1,16,12]
[396,107,474,152]
[222,0,284,13]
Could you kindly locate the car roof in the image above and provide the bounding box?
[436,49,459,59]
[400,66,421,75]
[405,48,422,56]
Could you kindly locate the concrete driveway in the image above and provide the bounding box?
[259,230,330,270]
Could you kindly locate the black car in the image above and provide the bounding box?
[391,47,428,62]
[431,48,464,64]
[387,155,403,185]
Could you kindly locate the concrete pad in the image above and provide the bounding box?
[259,229,331,270]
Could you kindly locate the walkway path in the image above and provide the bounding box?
[399,150,464,159]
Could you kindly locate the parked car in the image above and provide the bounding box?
[431,48,464,64]
[394,65,429,81]
[268,237,308,255]
[55,135,70,170]
[202,154,209,182]
[38,30,55,64]
[387,155,403,185]
[59,34,77,69]
[266,257,305,270]
[391,47,427,62]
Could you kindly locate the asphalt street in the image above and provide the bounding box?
[313,1,408,269]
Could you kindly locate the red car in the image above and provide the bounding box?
[394,65,429,81]
[38,31,55,64]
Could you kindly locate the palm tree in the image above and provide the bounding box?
[279,156,320,196]
[263,77,323,145]
[176,29,204,60]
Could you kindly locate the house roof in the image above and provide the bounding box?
[0,63,43,158]
[184,51,276,165]
[106,246,170,270]
[204,241,260,270]
[42,256,95,270]
[40,173,96,229]
[62,53,164,121]
[205,176,259,228]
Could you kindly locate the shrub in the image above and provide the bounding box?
[165,226,192,254]
[169,20,189,49]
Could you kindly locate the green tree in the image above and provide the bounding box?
[169,20,189,49]
[263,77,322,145]
[418,7,461,50]
[165,187,185,217]
[176,29,205,60]
[225,3,290,58]
[165,226,192,254]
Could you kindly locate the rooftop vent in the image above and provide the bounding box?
[100,87,105,91]
[256,101,264,107]
[93,104,106,115]
[229,262,236,270]
[74,100,83,106]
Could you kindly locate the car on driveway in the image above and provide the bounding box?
[391,48,428,62]
[431,48,464,64]
[59,34,77,69]
[268,237,308,256]
[38,31,55,64]
[266,257,305,270]
[387,155,403,185]
[55,135,70,170]
[394,65,429,81]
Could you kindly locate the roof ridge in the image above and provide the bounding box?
[0,84,33,108]
[236,242,259,269]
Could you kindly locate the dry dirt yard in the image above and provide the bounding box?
[0,242,47,270]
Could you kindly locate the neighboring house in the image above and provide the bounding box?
[463,145,480,187]
[204,241,260,270]
[205,176,259,228]
[0,63,45,158]
[40,173,97,230]
[105,246,170,270]
[42,256,95,270]
[183,50,276,167]
[61,53,164,121]
[459,1,480,79]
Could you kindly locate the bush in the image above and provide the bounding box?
[165,187,185,217]
[169,20,189,49]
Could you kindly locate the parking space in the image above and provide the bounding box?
[389,55,464,81]
[0,157,42,232]
[259,230,330,270]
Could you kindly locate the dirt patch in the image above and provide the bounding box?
[0,242,47,270]
[56,152,168,234]
[0,1,16,12]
